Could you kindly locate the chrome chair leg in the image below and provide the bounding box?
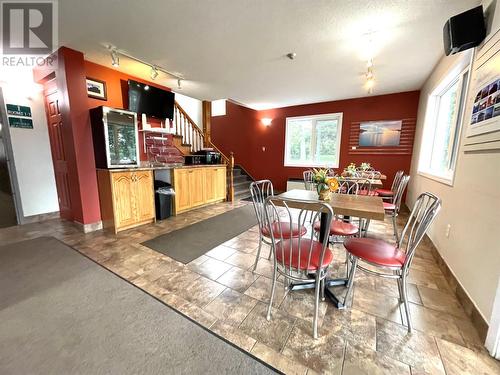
[343,257,358,307]
[397,278,404,303]
[313,272,321,339]
[320,276,325,301]
[253,236,263,272]
[402,273,412,332]
[391,214,399,242]
[267,264,277,321]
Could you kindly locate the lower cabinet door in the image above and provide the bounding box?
[214,167,227,200]
[174,169,191,212]
[205,168,217,203]
[189,168,206,207]
[112,172,136,229]
[134,171,155,222]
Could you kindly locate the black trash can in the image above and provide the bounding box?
[155,186,175,220]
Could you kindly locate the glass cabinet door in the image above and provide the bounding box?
[105,111,138,166]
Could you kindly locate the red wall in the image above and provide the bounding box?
[212,92,420,191]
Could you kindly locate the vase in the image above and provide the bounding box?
[318,189,331,201]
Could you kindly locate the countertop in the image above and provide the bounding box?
[97,164,226,172]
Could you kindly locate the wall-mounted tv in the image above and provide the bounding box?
[128,79,175,120]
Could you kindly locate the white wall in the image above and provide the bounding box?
[0,76,59,218]
[173,91,203,128]
[407,2,500,323]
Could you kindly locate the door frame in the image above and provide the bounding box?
[486,277,500,359]
[0,87,23,223]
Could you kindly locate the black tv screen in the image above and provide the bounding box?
[128,80,175,119]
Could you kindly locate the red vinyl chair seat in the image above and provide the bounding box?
[358,189,379,197]
[375,188,394,197]
[313,219,359,236]
[344,238,406,268]
[383,202,396,211]
[261,221,307,239]
[275,238,333,271]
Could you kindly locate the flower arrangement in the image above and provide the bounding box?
[360,162,371,171]
[312,168,339,200]
[343,163,357,177]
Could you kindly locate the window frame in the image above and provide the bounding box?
[284,112,343,168]
[418,66,469,186]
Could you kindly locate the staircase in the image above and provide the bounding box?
[232,166,254,200]
[171,101,235,201]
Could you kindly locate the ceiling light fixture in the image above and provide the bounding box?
[150,66,159,80]
[105,45,185,84]
[109,48,119,67]
[365,59,375,94]
[286,52,296,60]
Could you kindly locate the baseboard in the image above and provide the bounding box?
[74,220,103,233]
[20,211,60,225]
[423,234,489,342]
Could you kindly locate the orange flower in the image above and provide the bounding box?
[327,177,339,192]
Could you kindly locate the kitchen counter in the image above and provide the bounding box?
[97,164,226,172]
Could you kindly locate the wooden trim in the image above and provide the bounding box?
[202,100,212,146]
[425,234,489,342]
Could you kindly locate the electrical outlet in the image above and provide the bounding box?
[445,224,451,238]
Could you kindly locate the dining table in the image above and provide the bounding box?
[276,189,385,309]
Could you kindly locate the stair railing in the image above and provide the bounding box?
[174,101,234,202]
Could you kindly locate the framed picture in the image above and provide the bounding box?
[463,29,500,152]
[358,120,402,147]
[86,77,107,100]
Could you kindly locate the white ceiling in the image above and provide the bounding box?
[59,0,479,109]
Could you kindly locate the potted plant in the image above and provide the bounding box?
[312,168,339,201]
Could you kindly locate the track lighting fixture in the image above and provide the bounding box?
[150,66,159,80]
[104,45,185,86]
[110,48,119,67]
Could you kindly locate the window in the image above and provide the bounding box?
[418,68,468,184]
[284,113,343,167]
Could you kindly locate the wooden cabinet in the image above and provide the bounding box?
[173,166,226,214]
[97,169,155,233]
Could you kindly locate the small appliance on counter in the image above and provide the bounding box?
[194,149,222,164]
[184,155,205,165]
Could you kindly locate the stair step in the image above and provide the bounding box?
[232,174,251,183]
[233,180,252,189]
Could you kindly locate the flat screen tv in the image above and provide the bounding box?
[128,79,175,119]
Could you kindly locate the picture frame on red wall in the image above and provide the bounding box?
[86,77,107,100]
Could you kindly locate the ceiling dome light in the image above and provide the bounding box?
[286,52,297,60]
[110,49,119,67]
[150,66,159,80]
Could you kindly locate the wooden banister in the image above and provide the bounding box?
[173,101,235,202]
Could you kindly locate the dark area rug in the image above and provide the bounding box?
[142,205,257,264]
[0,236,276,375]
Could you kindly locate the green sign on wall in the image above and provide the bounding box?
[8,117,34,129]
[6,104,32,117]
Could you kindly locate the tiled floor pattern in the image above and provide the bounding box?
[1,201,499,375]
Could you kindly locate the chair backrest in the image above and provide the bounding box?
[303,170,315,191]
[249,180,274,234]
[358,178,373,193]
[391,175,410,213]
[264,196,333,276]
[400,192,441,273]
[391,170,405,191]
[336,179,359,195]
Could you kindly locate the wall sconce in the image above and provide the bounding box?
[261,118,272,126]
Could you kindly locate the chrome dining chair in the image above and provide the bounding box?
[343,192,441,332]
[264,196,334,338]
[249,180,307,271]
[376,170,404,200]
[303,170,315,190]
[357,178,379,197]
[384,175,410,242]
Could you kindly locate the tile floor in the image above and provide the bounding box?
[1,201,499,375]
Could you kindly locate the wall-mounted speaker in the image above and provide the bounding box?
[443,6,486,56]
